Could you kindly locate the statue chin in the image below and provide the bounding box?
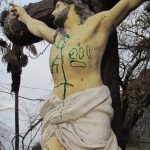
[53,7,70,28]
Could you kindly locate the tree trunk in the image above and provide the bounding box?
[11,44,22,150]
[15,92,19,150]
[101,30,122,146]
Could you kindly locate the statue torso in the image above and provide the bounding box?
[49,22,110,100]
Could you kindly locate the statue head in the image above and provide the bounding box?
[52,1,70,28]
[52,0,94,27]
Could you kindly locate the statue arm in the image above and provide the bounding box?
[10,4,56,44]
[86,0,145,35]
[102,0,144,28]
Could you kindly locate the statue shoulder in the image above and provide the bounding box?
[84,11,113,33]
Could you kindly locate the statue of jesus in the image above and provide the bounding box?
[10,0,146,149]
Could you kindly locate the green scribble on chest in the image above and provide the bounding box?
[69,43,91,68]
[50,55,60,74]
[44,144,49,150]
[54,34,74,99]
[52,34,92,99]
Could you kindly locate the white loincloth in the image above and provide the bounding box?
[40,85,121,150]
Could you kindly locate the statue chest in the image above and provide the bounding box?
[49,34,94,75]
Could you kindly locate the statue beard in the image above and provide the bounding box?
[53,6,70,28]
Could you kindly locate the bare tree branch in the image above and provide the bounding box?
[22,118,43,150]
[124,57,149,88]
[0,90,45,101]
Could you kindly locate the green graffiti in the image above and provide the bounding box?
[55,82,74,88]
[69,48,78,59]
[55,34,70,49]
[70,60,86,68]
[77,42,80,46]
[69,44,91,68]
[50,55,60,74]
[79,47,84,59]
[64,34,70,39]
[86,45,91,59]
[54,34,74,99]
[51,34,92,99]
[44,144,49,150]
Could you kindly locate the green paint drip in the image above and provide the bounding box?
[51,55,60,74]
[44,144,49,150]
[54,34,74,99]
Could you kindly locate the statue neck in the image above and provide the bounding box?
[63,5,81,33]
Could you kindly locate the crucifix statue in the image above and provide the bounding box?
[10,0,147,149]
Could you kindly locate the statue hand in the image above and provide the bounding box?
[10,3,27,21]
